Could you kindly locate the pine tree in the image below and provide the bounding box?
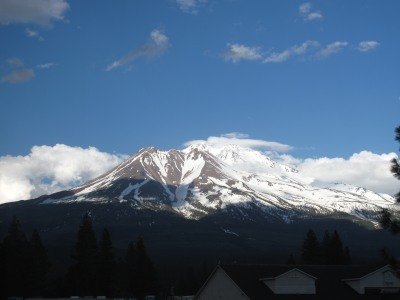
[301,229,320,264]
[320,230,332,264]
[0,240,5,299]
[380,126,400,276]
[344,246,351,265]
[1,216,29,296]
[330,230,346,264]
[69,213,98,296]
[125,241,137,296]
[26,229,50,296]
[134,236,157,298]
[97,228,115,296]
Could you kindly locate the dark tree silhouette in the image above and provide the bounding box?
[68,213,98,296]
[125,241,137,297]
[97,228,115,296]
[320,230,332,264]
[330,230,346,264]
[0,240,4,298]
[1,216,29,296]
[343,246,351,265]
[301,229,320,264]
[26,229,50,296]
[134,236,157,298]
[380,126,400,275]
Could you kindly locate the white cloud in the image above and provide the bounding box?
[0,144,127,204]
[107,29,169,71]
[184,133,293,152]
[25,28,44,40]
[316,41,348,59]
[263,40,319,63]
[299,2,323,21]
[306,12,323,21]
[293,151,398,195]
[264,50,292,63]
[299,2,311,14]
[1,58,34,84]
[0,0,69,26]
[176,0,207,14]
[224,44,263,63]
[37,62,56,69]
[358,40,380,52]
[25,28,38,37]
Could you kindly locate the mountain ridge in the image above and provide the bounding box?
[35,143,396,226]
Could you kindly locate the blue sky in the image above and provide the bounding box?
[0,0,399,203]
[1,0,399,158]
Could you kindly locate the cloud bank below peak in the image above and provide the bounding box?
[0,144,127,204]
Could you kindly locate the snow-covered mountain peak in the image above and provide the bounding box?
[39,144,398,225]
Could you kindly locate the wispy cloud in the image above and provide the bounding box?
[1,58,35,84]
[25,28,44,41]
[176,0,207,14]
[263,40,319,63]
[357,40,380,52]
[224,44,263,63]
[106,29,169,71]
[223,40,374,64]
[37,62,57,69]
[299,2,323,21]
[315,41,348,59]
[0,0,69,26]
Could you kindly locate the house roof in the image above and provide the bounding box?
[216,264,387,299]
[260,268,317,281]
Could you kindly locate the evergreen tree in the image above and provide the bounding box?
[381,126,400,276]
[97,228,115,296]
[320,230,332,264]
[26,229,50,296]
[69,213,98,296]
[343,246,351,265]
[301,229,320,264]
[0,240,5,298]
[330,230,346,264]
[125,241,137,297]
[1,216,29,296]
[134,236,157,298]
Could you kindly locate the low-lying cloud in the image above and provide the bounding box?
[0,144,127,204]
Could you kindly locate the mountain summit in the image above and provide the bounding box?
[38,144,396,226]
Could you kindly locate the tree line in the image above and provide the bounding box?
[288,229,351,265]
[0,213,157,299]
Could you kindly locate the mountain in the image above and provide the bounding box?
[37,143,396,226]
[0,144,399,267]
